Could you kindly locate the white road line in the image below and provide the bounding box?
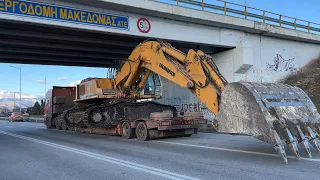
[154,141,320,162]
[0,130,200,180]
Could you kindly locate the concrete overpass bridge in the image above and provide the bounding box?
[1,0,320,119]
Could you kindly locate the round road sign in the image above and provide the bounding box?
[137,18,151,33]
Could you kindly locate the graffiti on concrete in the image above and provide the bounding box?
[266,54,297,72]
[159,96,215,120]
[174,103,202,113]
[173,102,214,117]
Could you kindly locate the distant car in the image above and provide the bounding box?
[8,112,24,122]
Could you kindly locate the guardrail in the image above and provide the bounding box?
[153,0,320,34]
[0,117,44,123]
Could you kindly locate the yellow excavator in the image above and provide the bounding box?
[48,39,320,164]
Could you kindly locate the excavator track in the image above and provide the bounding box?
[59,100,178,130]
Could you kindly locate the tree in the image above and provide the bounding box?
[40,100,46,114]
[26,107,32,114]
[31,101,41,115]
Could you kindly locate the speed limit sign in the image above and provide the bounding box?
[137,18,151,33]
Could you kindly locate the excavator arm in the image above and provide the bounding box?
[115,40,227,116]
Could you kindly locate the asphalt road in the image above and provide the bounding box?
[0,121,319,180]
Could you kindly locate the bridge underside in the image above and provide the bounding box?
[0,20,231,68]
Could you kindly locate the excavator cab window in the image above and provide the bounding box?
[140,72,162,96]
[154,74,162,96]
[144,73,156,95]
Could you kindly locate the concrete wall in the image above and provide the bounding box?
[212,32,320,83]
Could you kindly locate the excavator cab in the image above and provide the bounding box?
[140,72,162,97]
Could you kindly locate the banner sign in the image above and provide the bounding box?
[0,0,129,30]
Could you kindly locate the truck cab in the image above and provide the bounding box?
[43,86,76,129]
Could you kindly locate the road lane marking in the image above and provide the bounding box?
[154,141,320,162]
[0,130,200,180]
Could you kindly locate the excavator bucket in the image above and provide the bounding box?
[215,82,320,164]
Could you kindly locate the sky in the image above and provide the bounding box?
[0,63,108,97]
[0,0,319,97]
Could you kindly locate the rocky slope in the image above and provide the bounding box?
[280,57,320,111]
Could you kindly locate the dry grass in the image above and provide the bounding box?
[280,57,320,111]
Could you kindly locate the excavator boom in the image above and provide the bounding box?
[115,40,226,115]
[115,39,320,164]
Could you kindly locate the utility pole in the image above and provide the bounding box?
[20,68,21,113]
[10,66,22,113]
[13,92,19,112]
[45,76,47,97]
[13,92,15,112]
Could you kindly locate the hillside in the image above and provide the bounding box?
[280,57,320,111]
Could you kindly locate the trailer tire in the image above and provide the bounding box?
[121,122,134,139]
[135,122,149,141]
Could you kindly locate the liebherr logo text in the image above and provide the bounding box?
[159,63,175,77]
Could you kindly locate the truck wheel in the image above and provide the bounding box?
[56,119,62,130]
[62,123,68,131]
[135,122,150,141]
[121,122,134,139]
[45,118,53,129]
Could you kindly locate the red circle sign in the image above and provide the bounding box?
[137,18,151,33]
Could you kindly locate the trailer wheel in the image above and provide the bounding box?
[135,122,150,141]
[121,122,134,139]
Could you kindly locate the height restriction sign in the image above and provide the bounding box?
[137,18,151,33]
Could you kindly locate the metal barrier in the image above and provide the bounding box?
[0,117,44,123]
[153,0,320,34]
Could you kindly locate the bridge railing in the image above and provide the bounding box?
[152,0,320,34]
